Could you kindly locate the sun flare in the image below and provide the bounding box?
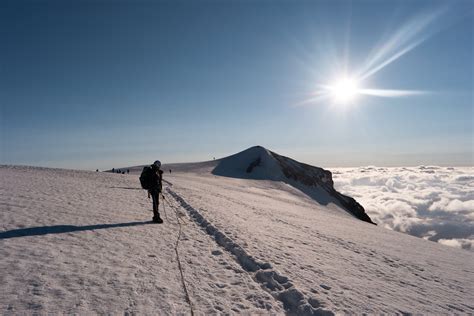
[329,78,359,103]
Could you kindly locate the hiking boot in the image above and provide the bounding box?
[152,215,163,224]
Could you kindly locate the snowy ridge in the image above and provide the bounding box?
[167,187,334,316]
[212,146,284,180]
[212,146,374,224]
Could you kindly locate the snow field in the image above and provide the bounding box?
[167,188,332,315]
[165,171,474,314]
[0,166,285,314]
[1,165,473,314]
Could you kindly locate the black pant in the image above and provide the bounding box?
[149,188,160,217]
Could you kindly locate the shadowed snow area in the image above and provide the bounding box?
[1,161,473,314]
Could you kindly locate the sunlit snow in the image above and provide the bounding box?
[1,154,472,314]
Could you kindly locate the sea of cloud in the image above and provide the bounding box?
[331,166,474,251]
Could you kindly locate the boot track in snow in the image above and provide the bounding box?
[166,187,334,316]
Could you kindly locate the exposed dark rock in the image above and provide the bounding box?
[246,157,261,173]
[269,150,375,225]
[270,151,333,187]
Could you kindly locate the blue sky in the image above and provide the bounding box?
[1,0,472,170]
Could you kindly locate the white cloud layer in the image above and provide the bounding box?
[332,166,474,251]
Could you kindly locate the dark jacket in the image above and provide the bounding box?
[150,165,163,192]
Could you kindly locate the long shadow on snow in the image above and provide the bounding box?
[109,186,142,190]
[0,221,152,239]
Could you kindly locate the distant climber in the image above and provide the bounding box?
[169,169,172,174]
[139,160,164,223]
[127,169,129,174]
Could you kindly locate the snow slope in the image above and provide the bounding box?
[212,146,374,224]
[1,160,473,314]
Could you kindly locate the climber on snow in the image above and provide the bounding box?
[139,160,164,223]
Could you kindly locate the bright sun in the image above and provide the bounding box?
[330,78,359,103]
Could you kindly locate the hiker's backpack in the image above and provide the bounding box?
[139,166,155,190]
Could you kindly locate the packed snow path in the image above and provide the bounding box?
[166,188,333,315]
[1,165,473,314]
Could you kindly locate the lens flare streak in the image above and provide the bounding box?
[302,6,448,107]
[358,88,428,97]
